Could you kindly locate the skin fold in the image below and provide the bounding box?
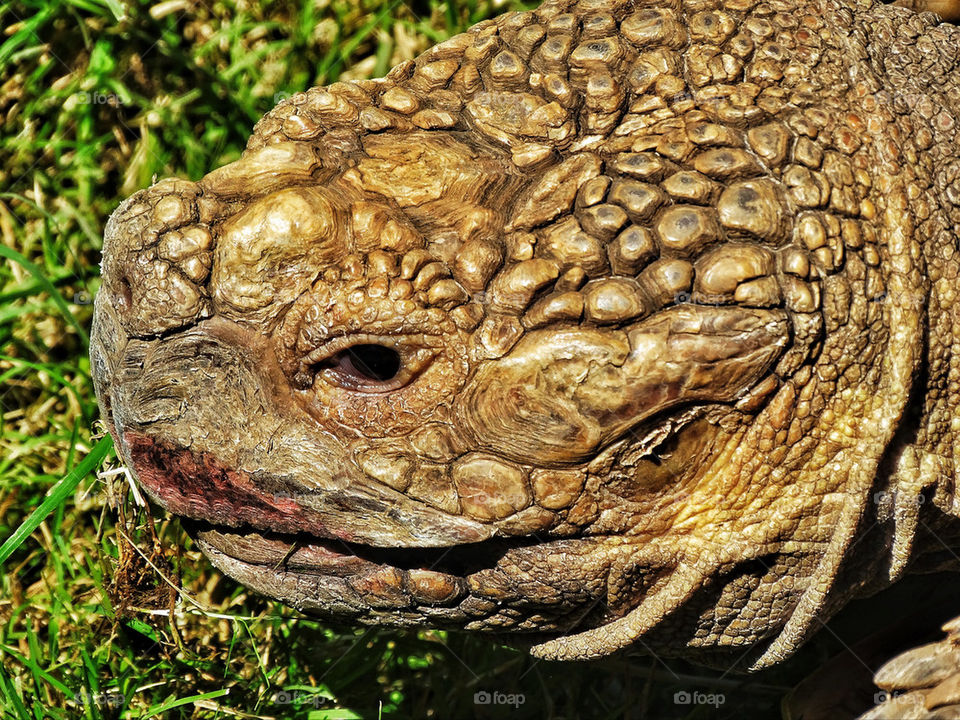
[92,0,960,679]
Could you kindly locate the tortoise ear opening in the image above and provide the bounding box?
[458,304,791,467]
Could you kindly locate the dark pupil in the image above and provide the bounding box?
[342,344,401,382]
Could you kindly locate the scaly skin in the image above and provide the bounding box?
[92,0,960,673]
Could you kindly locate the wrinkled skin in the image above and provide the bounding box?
[93,0,960,674]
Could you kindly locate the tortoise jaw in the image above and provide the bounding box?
[188,522,620,639]
[191,524,470,618]
[122,431,494,548]
[189,521,544,579]
[190,522,531,618]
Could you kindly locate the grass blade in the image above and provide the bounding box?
[0,664,31,720]
[0,435,113,567]
[0,645,74,697]
[0,244,90,346]
[142,688,231,717]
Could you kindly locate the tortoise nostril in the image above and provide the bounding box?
[118,276,133,308]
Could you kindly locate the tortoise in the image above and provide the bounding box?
[91,0,960,714]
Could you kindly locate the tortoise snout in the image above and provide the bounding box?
[99,178,212,337]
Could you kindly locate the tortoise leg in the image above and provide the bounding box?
[892,0,960,21]
[858,615,960,719]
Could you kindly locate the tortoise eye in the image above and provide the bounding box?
[295,336,440,393]
[336,344,401,383]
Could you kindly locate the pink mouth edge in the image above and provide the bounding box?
[123,431,351,541]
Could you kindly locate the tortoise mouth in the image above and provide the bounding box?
[190,523,470,613]
[187,520,545,580]
[187,521,605,629]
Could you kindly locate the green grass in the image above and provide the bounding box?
[0,0,912,717]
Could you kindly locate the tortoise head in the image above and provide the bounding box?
[92,0,960,666]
